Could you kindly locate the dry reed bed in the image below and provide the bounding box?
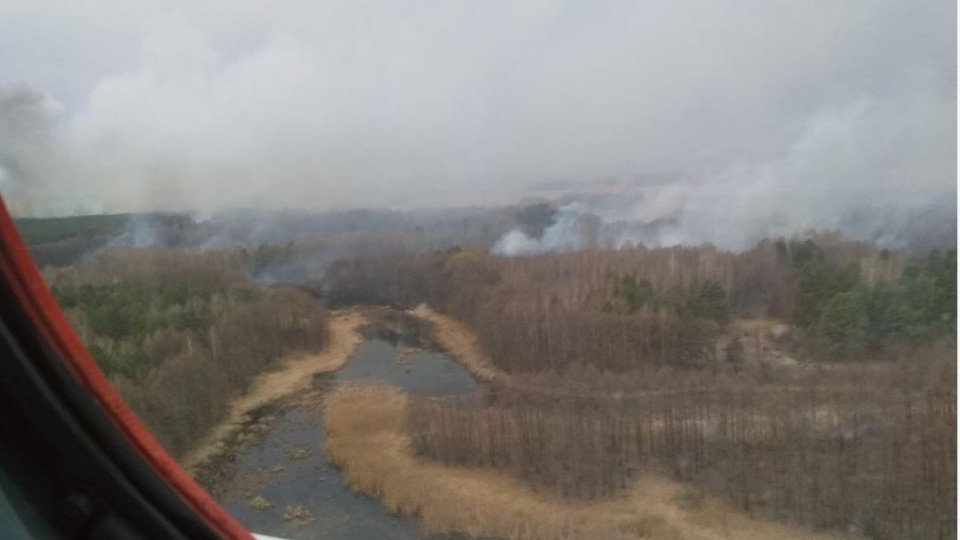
[323,383,854,540]
[411,305,507,383]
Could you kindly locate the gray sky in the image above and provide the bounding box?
[0,0,955,218]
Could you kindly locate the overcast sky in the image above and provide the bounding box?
[0,0,955,216]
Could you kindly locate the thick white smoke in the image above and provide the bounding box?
[494,95,957,255]
[0,87,68,215]
[0,0,955,229]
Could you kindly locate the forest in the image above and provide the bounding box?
[20,207,957,539]
[5,2,955,537]
[44,247,329,456]
[326,236,954,367]
[326,234,956,539]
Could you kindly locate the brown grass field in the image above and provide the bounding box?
[323,383,858,540]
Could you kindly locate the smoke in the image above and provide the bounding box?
[0,87,67,215]
[0,0,955,244]
[108,213,162,248]
[494,93,957,255]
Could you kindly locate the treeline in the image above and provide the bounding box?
[789,243,956,358]
[409,351,956,539]
[16,213,131,245]
[326,249,727,371]
[326,235,951,371]
[20,206,515,268]
[19,213,195,267]
[326,234,957,538]
[48,247,329,456]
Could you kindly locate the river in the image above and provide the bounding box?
[198,311,481,539]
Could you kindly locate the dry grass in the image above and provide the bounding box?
[181,310,367,470]
[731,318,784,334]
[410,306,507,383]
[323,384,857,540]
[249,495,275,510]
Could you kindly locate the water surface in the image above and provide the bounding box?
[214,336,478,539]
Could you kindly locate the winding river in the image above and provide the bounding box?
[203,314,480,539]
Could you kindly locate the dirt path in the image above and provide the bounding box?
[181,310,367,471]
[409,306,506,383]
[324,384,857,540]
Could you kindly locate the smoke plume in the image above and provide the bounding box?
[0,0,955,251]
[493,93,957,254]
